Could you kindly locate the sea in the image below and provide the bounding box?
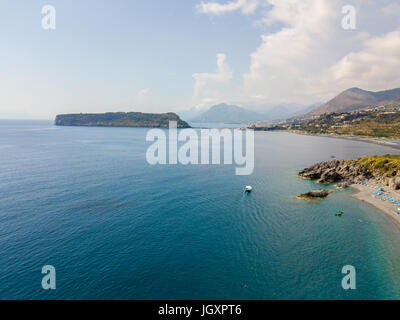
[1,119,400,299]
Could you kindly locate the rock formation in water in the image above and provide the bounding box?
[297,190,332,200]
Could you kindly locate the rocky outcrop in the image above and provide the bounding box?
[297,190,332,200]
[389,177,400,190]
[298,158,400,190]
[336,181,353,189]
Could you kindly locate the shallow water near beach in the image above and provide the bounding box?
[1,120,400,299]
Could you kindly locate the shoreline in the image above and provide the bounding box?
[271,129,400,150]
[350,184,400,229]
[290,130,400,150]
[297,155,400,231]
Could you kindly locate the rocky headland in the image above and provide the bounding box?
[296,155,400,228]
[298,155,400,190]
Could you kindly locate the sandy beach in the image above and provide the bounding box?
[351,184,400,228]
[287,130,400,150]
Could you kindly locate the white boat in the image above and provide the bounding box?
[245,186,252,192]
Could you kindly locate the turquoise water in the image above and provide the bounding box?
[1,120,400,300]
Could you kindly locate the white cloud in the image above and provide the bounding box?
[244,0,343,104]
[328,29,400,91]
[196,0,259,15]
[198,0,400,106]
[381,3,400,17]
[117,88,152,112]
[192,53,233,108]
[133,88,150,105]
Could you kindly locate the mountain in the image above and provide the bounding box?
[182,103,321,123]
[310,87,400,115]
[55,112,190,128]
[289,103,322,117]
[265,103,321,120]
[261,105,292,120]
[191,103,265,123]
[176,107,204,122]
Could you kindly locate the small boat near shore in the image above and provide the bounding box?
[245,186,252,192]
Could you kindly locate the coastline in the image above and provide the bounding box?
[286,130,400,150]
[351,184,400,229]
[297,153,400,230]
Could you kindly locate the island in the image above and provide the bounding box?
[55,112,190,128]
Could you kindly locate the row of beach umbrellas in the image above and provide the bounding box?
[373,186,400,207]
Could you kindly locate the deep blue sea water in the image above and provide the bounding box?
[1,120,400,299]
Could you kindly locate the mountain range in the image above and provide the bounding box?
[191,104,263,123]
[309,87,400,116]
[178,103,317,123]
[177,87,400,124]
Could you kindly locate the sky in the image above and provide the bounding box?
[0,0,399,119]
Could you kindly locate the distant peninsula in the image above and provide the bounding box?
[55,112,190,128]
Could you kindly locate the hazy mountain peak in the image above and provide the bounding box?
[348,87,366,92]
[310,87,400,115]
[192,103,263,123]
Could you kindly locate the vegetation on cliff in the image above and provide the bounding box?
[55,112,190,128]
[355,155,400,176]
[299,155,400,190]
[298,105,400,137]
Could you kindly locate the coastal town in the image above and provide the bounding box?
[252,102,400,140]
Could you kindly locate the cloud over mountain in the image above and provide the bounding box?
[196,0,400,108]
[192,53,233,109]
